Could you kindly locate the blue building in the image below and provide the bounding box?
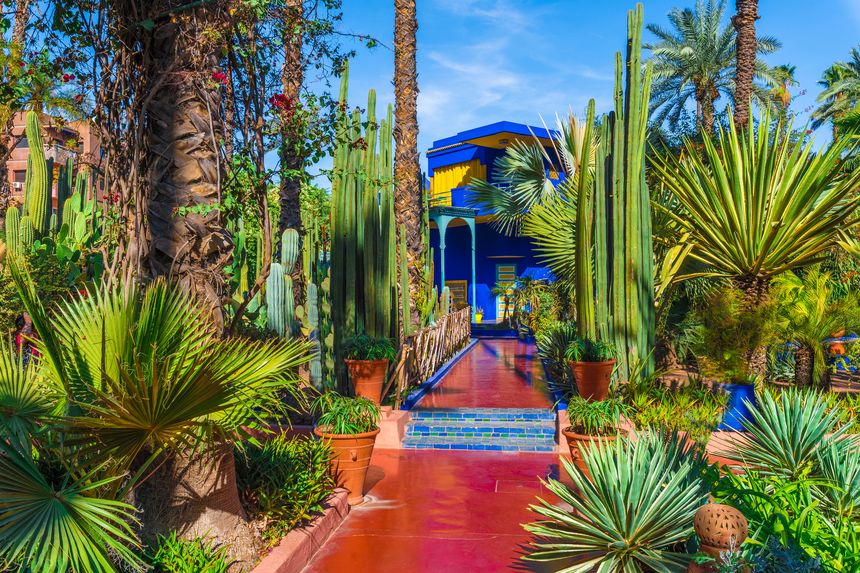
[426,121,560,323]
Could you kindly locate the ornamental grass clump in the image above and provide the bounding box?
[312,392,380,435]
[565,396,627,436]
[342,334,397,361]
[524,432,711,572]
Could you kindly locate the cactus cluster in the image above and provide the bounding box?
[329,63,407,390]
[576,4,655,380]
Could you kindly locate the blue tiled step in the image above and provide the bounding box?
[410,407,554,422]
[401,435,556,453]
[406,419,555,438]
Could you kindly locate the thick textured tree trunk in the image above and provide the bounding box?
[136,444,259,569]
[736,276,769,380]
[144,8,232,329]
[0,0,30,212]
[279,0,305,305]
[732,0,758,130]
[394,0,424,328]
[793,345,814,387]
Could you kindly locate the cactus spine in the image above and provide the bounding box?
[5,207,20,255]
[24,111,49,234]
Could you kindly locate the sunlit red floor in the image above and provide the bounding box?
[416,339,553,409]
[302,449,564,573]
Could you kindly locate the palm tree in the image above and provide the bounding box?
[650,109,860,376]
[773,267,860,389]
[646,0,780,133]
[813,48,860,135]
[393,0,424,329]
[4,258,312,570]
[138,1,233,329]
[770,63,797,111]
[732,0,759,129]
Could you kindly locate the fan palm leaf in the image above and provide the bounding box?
[0,343,56,451]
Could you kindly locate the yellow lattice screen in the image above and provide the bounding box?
[429,160,486,206]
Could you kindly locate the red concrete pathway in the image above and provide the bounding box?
[417,339,553,409]
[302,449,562,573]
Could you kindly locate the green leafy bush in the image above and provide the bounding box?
[564,337,616,362]
[524,433,711,570]
[534,321,577,395]
[144,532,229,573]
[565,396,628,436]
[342,335,397,361]
[0,253,76,337]
[236,435,336,544]
[312,392,380,434]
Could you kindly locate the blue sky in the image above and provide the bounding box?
[309,0,860,177]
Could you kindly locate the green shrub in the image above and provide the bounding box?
[534,321,577,396]
[342,334,397,361]
[236,435,335,544]
[144,532,229,573]
[564,337,616,362]
[312,392,380,434]
[0,253,76,337]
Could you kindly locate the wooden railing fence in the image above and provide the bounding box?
[384,307,472,408]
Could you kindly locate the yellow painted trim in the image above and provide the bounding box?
[429,159,486,207]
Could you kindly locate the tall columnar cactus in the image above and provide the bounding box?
[24,111,49,234]
[5,207,20,255]
[55,157,73,230]
[266,262,286,336]
[18,215,34,249]
[280,228,300,272]
[441,286,451,317]
[74,166,88,204]
[330,63,400,390]
[578,4,654,380]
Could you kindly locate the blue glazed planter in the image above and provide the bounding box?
[715,383,756,431]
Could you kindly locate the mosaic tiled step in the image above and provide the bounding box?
[403,408,556,453]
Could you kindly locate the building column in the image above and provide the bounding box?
[467,219,477,321]
[437,216,449,288]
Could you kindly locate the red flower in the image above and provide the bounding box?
[211,71,227,85]
[269,93,295,111]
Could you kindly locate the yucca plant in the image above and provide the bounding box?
[815,437,860,520]
[4,255,314,569]
[651,110,860,289]
[524,432,711,572]
[724,388,851,479]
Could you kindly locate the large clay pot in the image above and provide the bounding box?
[714,382,756,431]
[345,359,388,406]
[692,503,748,566]
[569,359,616,401]
[314,426,380,505]
[561,426,620,475]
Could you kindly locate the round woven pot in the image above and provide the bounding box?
[345,359,388,406]
[561,426,620,476]
[570,359,616,401]
[314,426,380,505]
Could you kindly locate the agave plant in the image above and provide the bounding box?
[524,432,710,572]
[815,437,860,520]
[724,388,851,479]
[2,256,314,570]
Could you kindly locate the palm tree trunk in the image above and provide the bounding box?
[144,6,232,330]
[732,0,759,130]
[0,0,31,213]
[278,0,305,305]
[793,345,814,387]
[136,444,259,569]
[735,276,769,379]
[394,0,424,328]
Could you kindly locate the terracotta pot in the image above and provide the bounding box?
[314,426,380,505]
[569,359,616,401]
[345,359,388,406]
[561,426,620,475]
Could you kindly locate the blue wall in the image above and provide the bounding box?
[430,222,540,321]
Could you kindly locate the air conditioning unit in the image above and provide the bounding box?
[12,182,23,189]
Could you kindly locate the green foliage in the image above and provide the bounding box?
[650,107,860,283]
[0,251,76,337]
[564,336,616,362]
[144,532,229,573]
[312,392,380,435]
[524,432,711,572]
[772,266,860,385]
[535,321,577,395]
[236,435,335,544]
[342,334,396,361]
[565,396,628,436]
[692,287,776,383]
